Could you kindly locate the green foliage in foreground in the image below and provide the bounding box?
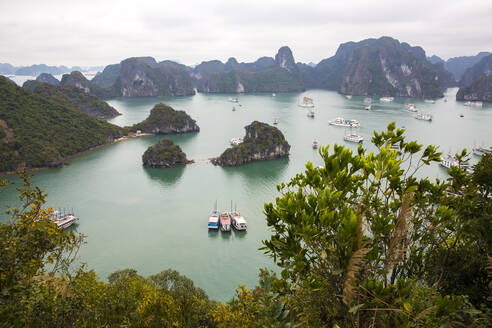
[0,123,490,327]
[0,76,124,172]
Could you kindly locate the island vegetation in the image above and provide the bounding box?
[142,138,192,168]
[1,121,491,327]
[0,76,124,172]
[129,103,199,135]
[212,121,290,166]
[30,82,121,118]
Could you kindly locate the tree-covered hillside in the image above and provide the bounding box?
[0,76,124,172]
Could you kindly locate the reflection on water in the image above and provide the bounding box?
[143,165,186,186]
[221,157,289,181]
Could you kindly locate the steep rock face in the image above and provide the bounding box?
[456,75,492,102]
[32,83,121,118]
[142,138,192,168]
[459,54,492,87]
[93,57,195,98]
[36,73,59,85]
[211,121,290,166]
[191,47,304,93]
[275,46,299,74]
[446,52,491,81]
[131,103,199,134]
[307,37,454,98]
[91,64,121,88]
[60,71,118,98]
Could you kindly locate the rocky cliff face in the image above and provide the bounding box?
[36,73,59,85]
[445,52,491,81]
[131,103,199,134]
[456,75,492,102]
[60,71,118,98]
[304,37,454,98]
[191,47,304,93]
[459,54,492,87]
[212,121,290,166]
[91,57,195,98]
[142,138,192,168]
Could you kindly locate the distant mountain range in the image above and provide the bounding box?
[3,37,489,99]
[0,63,103,76]
[428,52,491,81]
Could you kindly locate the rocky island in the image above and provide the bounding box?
[91,57,195,97]
[130,103,199,134]
[142,138,192,168]
[300,36,455,98]
[191,46,305,93]
[456,54,492,102]
[212,121,290,166]
[0,76,124,172]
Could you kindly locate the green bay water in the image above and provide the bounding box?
[1,88,491,301]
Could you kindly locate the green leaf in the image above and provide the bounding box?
[348,303,365,313]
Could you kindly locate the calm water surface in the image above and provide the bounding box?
[1,88,491,300]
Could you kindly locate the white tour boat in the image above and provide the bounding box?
[440,153,470,170]
[312,140,319,149]
[298,96,314,108]
[344,133,363,143]
[329,117,360,128]
[365,105,371,110]
[424,99,436,104]
[228,97,239,103]
[464,101,483,107]
[49,210,79,230]
[380,97,394,102]
[415,112,432,121]
[208,209,220,230]
[473,147,492,157]
[407,104,418,112]
[307,109,315,117]
[229,210,247,231]
[273,118,278,125]
[345,95,352,99]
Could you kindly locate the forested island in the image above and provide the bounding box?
[142,138,192,168]
[212,121,290,166]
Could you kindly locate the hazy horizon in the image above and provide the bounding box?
[1,0,491,67]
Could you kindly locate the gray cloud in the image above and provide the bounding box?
[0,0,491,67]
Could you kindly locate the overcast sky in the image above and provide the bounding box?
[1,0,491,67]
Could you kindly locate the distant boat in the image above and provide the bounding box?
[272,93,276,97]
[415,112,432,121]
[228,97,239,103]
[312,140,319,149]
[390,142,402,154]
[380,97,394,102]
[307,109,315,117]
[444,99,448,102]
[365,105,371,110]
[232,106,236,111]
[473,147,492,157]
[273,118,278,125]
[440,153,470,170]
[364,97,372,104]
[208,204,219,230]
[219,212,231,232]
[424,99,436,104]
[464,101,483,107]
[344,132,363,143]
[345,95,352,99]
[459,113,464,118]
[230,137,243,146]
[329,117,360,128]
[49,210,79,229]
[406,104,418,112]
[299,96,314,108]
